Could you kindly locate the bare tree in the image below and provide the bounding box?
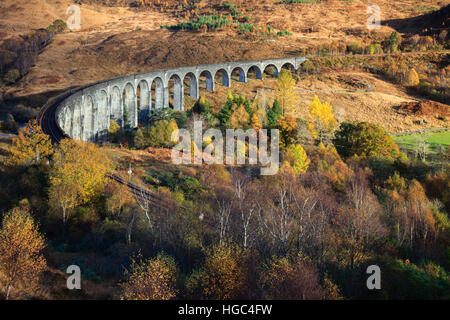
[414,132,430,161]
[126,210,137,245]
[336,169,387,269]
[257,169,298,254]
[232,170,256,249]
[217,198,233,244]
[134,189,153,229]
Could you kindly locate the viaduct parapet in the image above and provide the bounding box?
[55,56,306,142]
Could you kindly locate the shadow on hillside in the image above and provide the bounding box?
[0,87,79,124]
[382,4,449,37]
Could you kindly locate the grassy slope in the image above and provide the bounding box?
[394,130,450,153]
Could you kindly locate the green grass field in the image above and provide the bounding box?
[393,130,450,156]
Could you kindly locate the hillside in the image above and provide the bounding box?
[0,0,449,133]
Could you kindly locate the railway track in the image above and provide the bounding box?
[38,91,178,211]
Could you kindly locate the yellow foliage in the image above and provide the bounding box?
[260,254,326,300]
[404,68,420,87]
[121,253,178,300]
[0,207,46,299]
[226,90,234,101]
[109,120,120,135]
[277,115,298,148]
[251,113,261,132]
[186,243,249,299]
[229,104,250,129]
[276,69,296,116]
[49,139,114,223]
[306,95,338,143]
[6,119,53,167]
[286,144,310,175]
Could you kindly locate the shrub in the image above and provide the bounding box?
[380,258,450,299]
[333,121,400,159]
[46,19,68,34]
[237,23,255,34]
[347,41,362,54]
[300,60,316,74]
[388,31,400,52]
[276,30,292,36]
[279,0,323,3]
[11,104,38,122]
[167,15,230,31]
[186,243,251,299]
[4,69,20,84]
[404,68,420,87]
[368,43,383,54]
[260,254,325,299]
[191,96,211,115]
[108,120,120,142]
[3,114,18,133]
[134,119,178,149]
[121,253,178,300]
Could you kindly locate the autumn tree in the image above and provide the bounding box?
[134,119,178,149]
[276,69,296,116]
[121,253,178,300]
[109,119,120,142]
[387,179,436,248]
[186,243,250,299]
[260,254,326,300]
[277,115,298,148]
[6,119,53,166]
[306,95,338,144]
[404,68,420,87]
[333,121,400,159]
[229,104,250,129]
[335,168,387,269]
[105,182,137,244]
[251,113,261,132]
[106,182,134,218]
[49,139,114,224]
[255,88,268,125]
[285,144,310,175]
[0,207,46,300]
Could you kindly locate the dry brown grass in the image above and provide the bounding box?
[1,0,447,97]
[0,0,448,133]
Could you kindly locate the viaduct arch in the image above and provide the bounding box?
[56,56,306,142]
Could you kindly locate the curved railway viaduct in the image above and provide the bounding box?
[49,56,306,142]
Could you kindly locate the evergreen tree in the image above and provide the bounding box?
[218,105,232,127]
[192,96,211,115]
[267,100,282,127]
[218,94,234,126]
[243,97,253,124]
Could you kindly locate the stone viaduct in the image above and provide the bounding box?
[56,56,306,142]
